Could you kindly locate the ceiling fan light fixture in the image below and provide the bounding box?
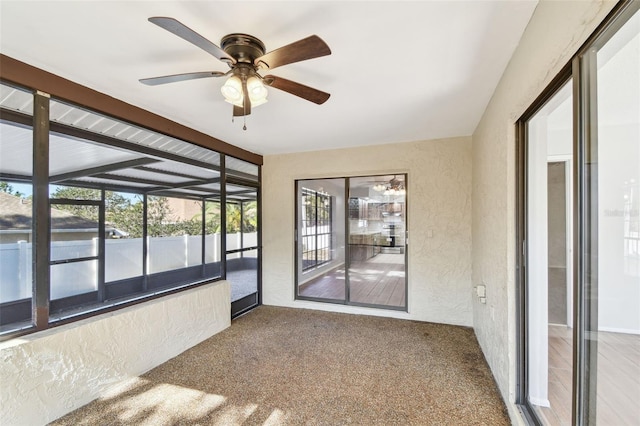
[249,96,268,107]
[221,75,243,104]
[142,19,331,126]
[247,76,268,103]
[373,176,406,196]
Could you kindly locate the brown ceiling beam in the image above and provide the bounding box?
[0,54,263,166]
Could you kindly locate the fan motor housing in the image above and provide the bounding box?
[221,33,266,64]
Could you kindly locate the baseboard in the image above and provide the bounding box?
[598,326,640,335]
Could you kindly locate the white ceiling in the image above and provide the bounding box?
[0,1,537,156]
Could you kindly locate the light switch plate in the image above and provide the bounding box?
[476,284,486,298]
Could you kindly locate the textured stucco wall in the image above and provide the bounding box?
[470,0,616,423]
[263,136,472,326]
[0,280,231,425]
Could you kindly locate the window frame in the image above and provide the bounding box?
[0,67,262,340]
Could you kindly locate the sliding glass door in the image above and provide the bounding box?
[524,78,575,425]
[348,176,406,308]
[581,7,640,422]
[296,178,346,302]
[518,2,639,424]
[295,175,407,311]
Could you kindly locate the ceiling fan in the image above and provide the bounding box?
[140,17,331,126]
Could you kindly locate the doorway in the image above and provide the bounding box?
[225,181,260,318]
[547,159,572,327]
[295,174,408,310]
[516,3,640,423]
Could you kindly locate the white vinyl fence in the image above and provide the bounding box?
[0,232,257,303]
[0,241,32,303]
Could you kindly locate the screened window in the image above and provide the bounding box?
[0,83,33,332]
[0,85,261,337]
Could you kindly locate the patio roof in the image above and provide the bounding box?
[0,83,258,203]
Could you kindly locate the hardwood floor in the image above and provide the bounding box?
[535,325,640,425]
[298,253,406,308]
[535,326,573,425]
[594,330,640,424]
[298,265,346,300]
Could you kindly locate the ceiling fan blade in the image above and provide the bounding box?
[139,71,226,86]
[254,35,331,70]
[264,75,330,105]
[148,17,235,64]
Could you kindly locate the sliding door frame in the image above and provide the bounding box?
[294,178,348,305]
[515,64,573,424]
[294,174,408,311]
[515,1,640,424]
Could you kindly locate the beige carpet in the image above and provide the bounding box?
[51,306,509,425]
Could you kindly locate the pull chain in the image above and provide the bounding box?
[242,93,247,130]
[229,102,248,130]
[230,109,248,130]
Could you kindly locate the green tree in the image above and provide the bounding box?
[51,187,159,238]
[110,194,143,238]
[50,186,225,238]
[51,186,143,237]
[0,181,25,197]
[226,202,242,233]
[242,201,258,232]
[202,201,222,234]
[224,201,257,234]
[145,196,174,237]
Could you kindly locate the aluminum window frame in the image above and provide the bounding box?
[0,74,262,340]
[515,1,640,424]
[294,174,408,312]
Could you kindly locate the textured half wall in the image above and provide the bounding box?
[0,280,231,425]
[262,136,472,326]
[470,0,617,423]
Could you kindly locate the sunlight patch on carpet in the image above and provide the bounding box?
[113,383,226,425]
